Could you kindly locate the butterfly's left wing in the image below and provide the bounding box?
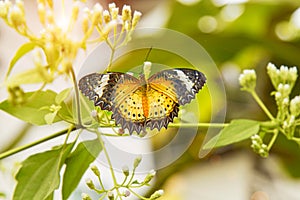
[78,72,140,111]
[148,68,206,106]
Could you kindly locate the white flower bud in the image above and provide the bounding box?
[92,4,103,25]
[0,1,9,18]
[111,7,119,20]
[103,10,111,24]
[101,20,117,38]
[108,2,116,12]
[46,9,54,24]
[122,165,129,176]
[150,190,164,200]
[122,5,132,21]
[85,178,95,190]
[290,96,300,116]
[124,190,130,197]
[283,97,289,105]
[275,92,281,99]
[91,165,100,177]
[133,154,142,168]
[82,13,89,33]
[16,0,24,14]
[81,193,92,200]
[267,62,277,73]
[37,3,46,24]
[239,69,256,92]
[71,1,80,22]
[132,11,142,29]
[9,4,24,27]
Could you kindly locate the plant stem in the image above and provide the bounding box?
[0,122,227,160]
[268,130,278,150]
[96,130,123,198]
[126,188,148,200]
[169,123,228,128]
[70,67,82,126]
[0,126,76,160]
[251,91,275,121]
[0,124,32,153]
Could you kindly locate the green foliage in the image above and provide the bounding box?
[205,63,300,158]
[203,119,260,149]
[0,90,73,125]
[6,42,37,78]
[84,154,162,200]
[13,142,75,200]
[62,139,102,200]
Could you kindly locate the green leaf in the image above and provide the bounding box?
[0,90,73,125]
[44,111,58,125]
[6,42,37,79]
[62,139,102,200]
[5,67,49,87]
[13,142,75,200]
[55,88,71,104]
[203,119,260,149]
[0,192,6,198]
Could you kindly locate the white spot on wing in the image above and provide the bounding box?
[174,70,194,91]
[93,74,110,98]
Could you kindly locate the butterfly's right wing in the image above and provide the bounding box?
[78,72,140,111]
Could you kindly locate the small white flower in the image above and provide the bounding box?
[9,4,25,26]
[93,3,103,13]
[275,92,281,99]
[111,7,119,20]
[290,96,300,116]
[122,4,132,21]
[261,144,268,150]
[124,190,130,197]
[108,2,116,11]
[283,84,290,91]
[280,65,289,74]
[149,169,156,176]
[91,110,98,118]
[283,97,289,105]
[122,165,129,176]
[267,62,277,71]
[132,11,142,28]
[81,193,92,200]
[239,69,257,92]
[150,190,164,200]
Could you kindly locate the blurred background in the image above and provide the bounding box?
[1,0,300,199]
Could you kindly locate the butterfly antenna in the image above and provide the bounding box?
[144,46,153,62]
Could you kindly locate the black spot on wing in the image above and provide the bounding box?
[146,103,179,131]
[112,107,146,134]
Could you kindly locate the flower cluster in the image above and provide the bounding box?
[250,134,269,157]
[1,0,142,103]
[267,63,298,90]
[267,63,300,138]
[83,156,163,200]
[290,96,300,117]
[239,69,257,92]
[240,62,300,157]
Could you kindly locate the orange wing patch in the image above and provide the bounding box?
[145,87,179,130]
[113,87,147,134]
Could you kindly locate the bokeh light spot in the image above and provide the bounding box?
[197,15,218,33]
[220,4,245,22]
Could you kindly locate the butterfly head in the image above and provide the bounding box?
[143,61,152,80]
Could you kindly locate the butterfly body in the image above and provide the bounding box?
[79,68,206,134]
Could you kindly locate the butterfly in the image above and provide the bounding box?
[78,67,206,134]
